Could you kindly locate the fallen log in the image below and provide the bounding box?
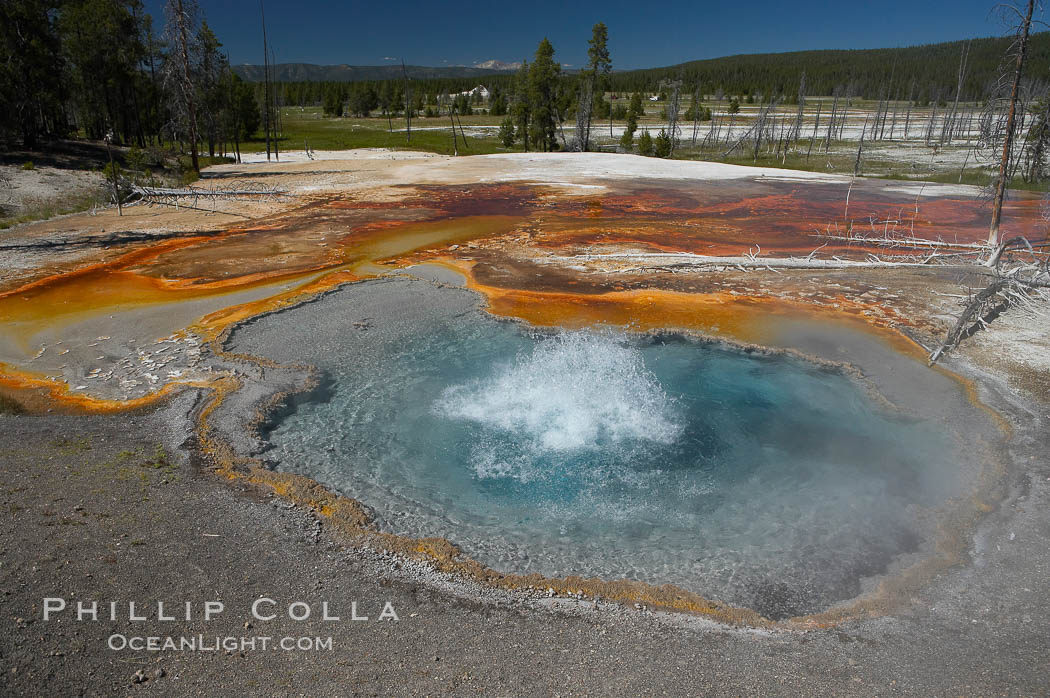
[561,251,977,271]
[812,233,993,251]
[133,185,289,198]
[928,279,1011,365]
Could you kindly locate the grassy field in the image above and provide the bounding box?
[237,107,509,156]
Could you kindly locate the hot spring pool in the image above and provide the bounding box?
[235,278,981,618]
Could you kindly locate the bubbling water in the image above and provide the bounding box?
[435,332,681,481]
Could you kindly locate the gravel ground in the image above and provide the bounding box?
[0,163,105,220]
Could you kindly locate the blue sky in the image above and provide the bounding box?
[142,0,1041,69]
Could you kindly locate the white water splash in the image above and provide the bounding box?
[435,332,682,463]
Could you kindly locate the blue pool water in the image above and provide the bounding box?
[260,296,970,617]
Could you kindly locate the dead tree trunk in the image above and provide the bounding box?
[854,114,869,175]
[573,80,593,151]
[665,79,682,154]
[270,47,279,161]
[1025,91,1050,182]
[793,72,806,142]
[104,131,122,215]
[448,103,459,156]
[401,60,412,143]
[942,40,971,145]
[691,86,701,146]
[889,90,899,140]
[929,234,1050,363]
[904,95,912,139]
[260,0,270,162]
[167,0,200,173]
[839,85,853,140]
[925,91,939,145]
[751,99,776,160]
[928,279,1011,364]
[807,100,821,162]
[824,92,839,153]
[990,0,1036,246]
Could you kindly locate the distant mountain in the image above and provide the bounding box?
[232,63,514,83]
[473,59,522,71]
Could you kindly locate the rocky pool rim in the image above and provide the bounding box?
[196,272,1023,629]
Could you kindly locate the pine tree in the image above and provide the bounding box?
[685,91,701,120]
[322,86,343,117]
[511,60,530,151]
[60,0,150,144]
[196,21,225,156]
[378,81,393,126]
[528,38,561,152]
[498,116,515,147]
[628,92,644,121]
[232,74,259,137]
[574,22,611,151]
[637,129,653,156]
[0,0,66,148]
[653,129,671,157]
[489,86,508,116]
[621,91,643,146]
[347,83,377,117]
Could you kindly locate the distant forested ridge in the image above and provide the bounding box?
[237,33,1050,106]
[608,33,1050,100]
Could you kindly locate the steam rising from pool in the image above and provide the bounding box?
[436,332,681,480]
[244,282,979,618]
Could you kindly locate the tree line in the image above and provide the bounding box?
[0,0,260,172]
[608,33,1050,105]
